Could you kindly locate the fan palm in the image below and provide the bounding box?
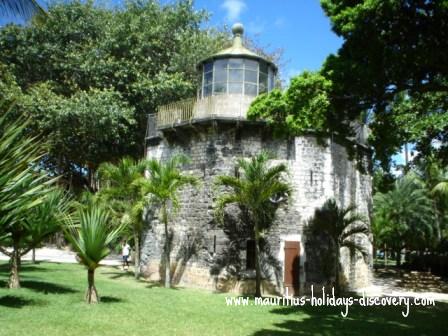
[65,207,123,304]
[215,152,292,297]
[98,157,148,278]
[310,199,369,295]
[143,155,197,288]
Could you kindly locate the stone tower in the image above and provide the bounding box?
[142,23,372,294]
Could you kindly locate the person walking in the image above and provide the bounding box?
[122,240,131,271]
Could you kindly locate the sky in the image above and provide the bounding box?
[193,0,343,82]
[0,0,343,83]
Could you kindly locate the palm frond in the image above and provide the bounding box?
[0,0,46,19]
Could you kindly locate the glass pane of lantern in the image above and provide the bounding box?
[213,82,227,94]
[245,83,257,96]
[245,59,258,70]
[229,58,243,69]
[214,59,228,82]
[204,62,213,73]
[259,72,268,88]
[259,61,268,74]
[229,69,243,82]
[259,83,267,94]
[204,84,212,97]
[204,72,213,85]
[229,83,243,94]
[244,69,257,83]
[268,67,275,91]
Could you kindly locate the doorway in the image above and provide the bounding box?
[284,241,300,296]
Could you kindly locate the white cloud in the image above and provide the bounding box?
[274,17,285,28]
[221,0,246,22]
[247,20,265,35]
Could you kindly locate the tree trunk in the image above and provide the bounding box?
[133,232,140,279]
[8,239,21,288]
[396,248,401,267]
[335,248,341,296]
[254,232,262,298]
[163,204,171,288]
[32,248,36,264]
[384,243,388,269]
[85,269,99,304]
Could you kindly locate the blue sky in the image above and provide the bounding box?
[194,0,343,82]
[1,0,343,82]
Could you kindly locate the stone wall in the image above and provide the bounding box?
[141,121,372,294]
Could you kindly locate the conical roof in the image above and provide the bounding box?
[198,23,277,71]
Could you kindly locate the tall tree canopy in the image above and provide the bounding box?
[321,0,448,168]
[249,0,448,170]
[0,0,229,190]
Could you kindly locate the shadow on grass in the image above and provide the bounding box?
[20,280,78,294]
[0,263,51,275]
[0,295,40,308]
[102,267,136,280]
[100,296,124,303]
[250,301,448,336]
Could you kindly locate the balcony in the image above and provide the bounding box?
[146,95,256,139]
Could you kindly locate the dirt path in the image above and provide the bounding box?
[0,246,122,266]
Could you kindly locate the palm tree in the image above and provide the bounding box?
[374,173,434,265]
[98,157,148,279]
[0,0,45,19]
[144,155,197,288]
[0,112,59,288]
[64,207,123,304]
[310,199,369,295]
[215,152,291,297]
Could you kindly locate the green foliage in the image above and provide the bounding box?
[373,173,435,251]
[144,155,198,210]
[18,85,136,185]
[143,154,198,287]
[0,113,47,235]
[319,0,448,168]
[97,157,149,277]
[247,71,331,136]
[65,207,122,271]
[0,111,72,287]
[0,0,229,188]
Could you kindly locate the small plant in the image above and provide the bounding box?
[64,207,123,304]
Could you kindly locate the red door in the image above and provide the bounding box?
[284,241,300,296]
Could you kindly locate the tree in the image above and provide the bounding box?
[310,199,369,295]
[374,173,435,265]
[0,112,69,288]
[19,85,136,190]
[0,1,231,189]
[98,157,148,278]
[215,152,291,297]
[64,207,123,304]
[144,155,197,288]
[248,71,332,136]
[319,0,448,167]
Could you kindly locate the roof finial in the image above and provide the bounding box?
[231,23,244,48]
[232,22,244,36]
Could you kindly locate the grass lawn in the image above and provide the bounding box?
[0,262,447,336]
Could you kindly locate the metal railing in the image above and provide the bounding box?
[157,97,196,127]
[146,95,255,138]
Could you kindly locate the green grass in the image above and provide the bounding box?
[0,262,447,336]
